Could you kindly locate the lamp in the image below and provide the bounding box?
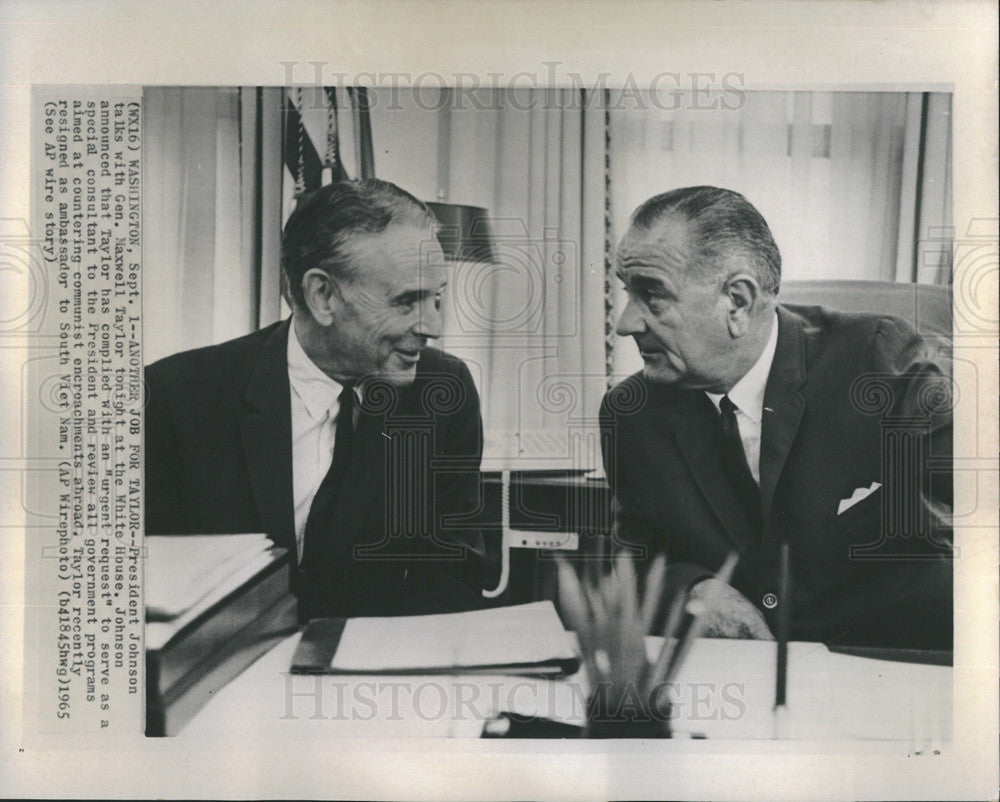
[423,88,497,264]
[316,86,497,264]
[424,202,496,264]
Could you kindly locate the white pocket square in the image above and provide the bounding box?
[837,482,881,515]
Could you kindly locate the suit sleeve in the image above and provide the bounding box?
[600,391,713,616]
[397,359,487,613]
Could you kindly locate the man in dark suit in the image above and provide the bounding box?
[601,186,952,650]
[145,180,486,620]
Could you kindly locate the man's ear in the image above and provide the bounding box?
[723,273,761,337]
[301,268,340,326]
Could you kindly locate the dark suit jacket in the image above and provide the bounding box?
[145,318,487,619]
[600,304,953,650]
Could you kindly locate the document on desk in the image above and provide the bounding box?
[652,638,951,741]
[145,533,274,621]
[144,534,295,737]
[291,601,580,677]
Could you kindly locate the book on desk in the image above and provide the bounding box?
[145,534,297,737]
[291,601,581,677]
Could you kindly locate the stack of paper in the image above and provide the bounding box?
[145,534,295,736]
[145,533,273,621]
[292,601,580,677]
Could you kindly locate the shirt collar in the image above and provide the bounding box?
[287,319,345,422]
[705,312,779,423]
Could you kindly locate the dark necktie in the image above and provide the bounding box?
[718,395,763,534]
[300,382,357,571]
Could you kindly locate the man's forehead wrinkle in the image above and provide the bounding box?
[616,241,663,273]
[619,221,693,274]
[617,243,687,286]
[380,276,448,306]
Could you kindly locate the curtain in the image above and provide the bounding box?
[143,87,283,364]
[276,88,950,464]
[607,90,953,382]
[285,88,608,469]
[912,92,954,285]
[433,89,607,470]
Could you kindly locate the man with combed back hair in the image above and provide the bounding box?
[601,186,952,649]
[146,179,486,620]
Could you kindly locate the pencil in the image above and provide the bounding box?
[555,556,604,686]
[614,552,645,694]
[662,552,739,686]
[639,553,667,636]
[647,589,685,689]
[775,541,790,710]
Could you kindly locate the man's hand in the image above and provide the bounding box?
[688,579,774,640]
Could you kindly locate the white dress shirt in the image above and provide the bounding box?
[705,313,779,486]
[287,323,353,564]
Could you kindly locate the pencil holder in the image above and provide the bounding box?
[556,552,676,739]
[584,676,672,739]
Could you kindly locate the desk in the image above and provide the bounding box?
[182,632,950,743]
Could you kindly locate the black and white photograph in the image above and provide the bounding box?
[140,83,956,739]
[2,2,997,800]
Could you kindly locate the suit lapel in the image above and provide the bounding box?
[662,388,758,559]
[759,306,808,522]
[239,318,296,554]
